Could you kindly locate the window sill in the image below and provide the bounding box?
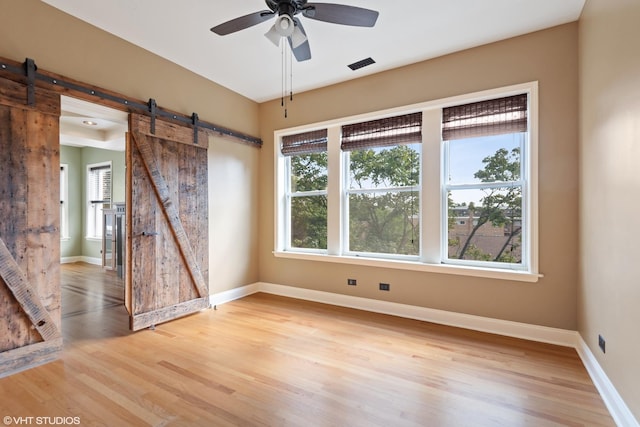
[273,251,542,283]
[85,237,102,242]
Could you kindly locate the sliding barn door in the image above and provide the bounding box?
[0,77,62,376]
[126,114,209,331]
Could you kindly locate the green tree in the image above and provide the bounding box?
[453,147,522,262]
[349,145,420,255]
[290,152,327,249]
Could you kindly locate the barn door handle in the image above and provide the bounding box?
[141,231,159,236]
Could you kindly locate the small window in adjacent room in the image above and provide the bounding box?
[60,164,69,240]
[86,162,112,239]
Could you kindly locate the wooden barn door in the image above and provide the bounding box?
[126,114,209,331]
[0,77,62,376]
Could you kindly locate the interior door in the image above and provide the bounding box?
[0,77,62,376]
[126,114,209,331]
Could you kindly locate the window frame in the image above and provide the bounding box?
[60,164,69,240]
[442,133,528,271]
[284,154,328,254]
[342,146,422,260]
[274,82,540,282]
[85,161,112,240]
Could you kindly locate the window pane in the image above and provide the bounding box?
[349,191,419,256]
[447,133,522,185]
[290,153,327,192]
[348,144,420,190]
[291,195,327,249]
[447,187,522,264]
[87,163,111,239]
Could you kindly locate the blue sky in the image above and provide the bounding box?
[447,133,523,205]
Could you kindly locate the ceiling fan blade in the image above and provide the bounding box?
[290,18,311,62]
[302,3,379,27]
[211,10,274,35]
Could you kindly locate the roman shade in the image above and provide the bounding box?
[281,129,328,156]
[341,112,422,151]
[442,94,528,141]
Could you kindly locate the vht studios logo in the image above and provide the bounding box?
[3,416,81,426]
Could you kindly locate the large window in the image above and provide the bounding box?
[275,83,538,280]
[282,129,328,251]
[443,94,527,269]
[342,113,422,257]
[86,162,112,239]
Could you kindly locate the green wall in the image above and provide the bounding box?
[60,145,82,259]
[59,145,125,262]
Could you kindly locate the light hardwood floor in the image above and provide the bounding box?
[0,263,614,426]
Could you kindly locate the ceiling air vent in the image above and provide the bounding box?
[348,57,376,71]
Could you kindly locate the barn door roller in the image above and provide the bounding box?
[24,58,36,106]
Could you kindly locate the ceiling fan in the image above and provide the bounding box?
[210,0,379,62]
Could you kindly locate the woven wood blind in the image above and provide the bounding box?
[442,94,528,141]
[341,112,422,151]
[281,129,328,156]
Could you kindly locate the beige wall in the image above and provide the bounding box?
[0,0,262,291]
[579,0,640,420]
[208,135,260,293]
[258,24,580,329]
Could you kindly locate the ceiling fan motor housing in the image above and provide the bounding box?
[266,0,308,16]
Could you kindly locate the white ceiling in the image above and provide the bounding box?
[60,96,128,151]
[42,0,585,103]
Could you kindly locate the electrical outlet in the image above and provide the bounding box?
[347,278,357,286]
[379,283,390,291]
[598,335,606,353]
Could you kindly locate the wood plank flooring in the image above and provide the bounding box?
[61,262,124,319]
[0,263,614,426]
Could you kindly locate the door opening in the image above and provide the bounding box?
[59,96,129,340]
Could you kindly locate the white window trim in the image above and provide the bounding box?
[284,153,328,253]
[442,137,528,271]
[85,161,112,240]
[274,82,540,283]
[60,163,69,240]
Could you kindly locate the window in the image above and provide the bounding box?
[86,162,112,239]
[443,94,528,269]
[275,83,538,281]
[342,113,422,257]
[282,129,328,251]
[60,164,69,239]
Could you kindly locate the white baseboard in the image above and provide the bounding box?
[60,256,102,266]
[257,282,578,347]
[209,283,260,307]
[210,282,638,427]
[576,336,639,427]
[210,282,576,346]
